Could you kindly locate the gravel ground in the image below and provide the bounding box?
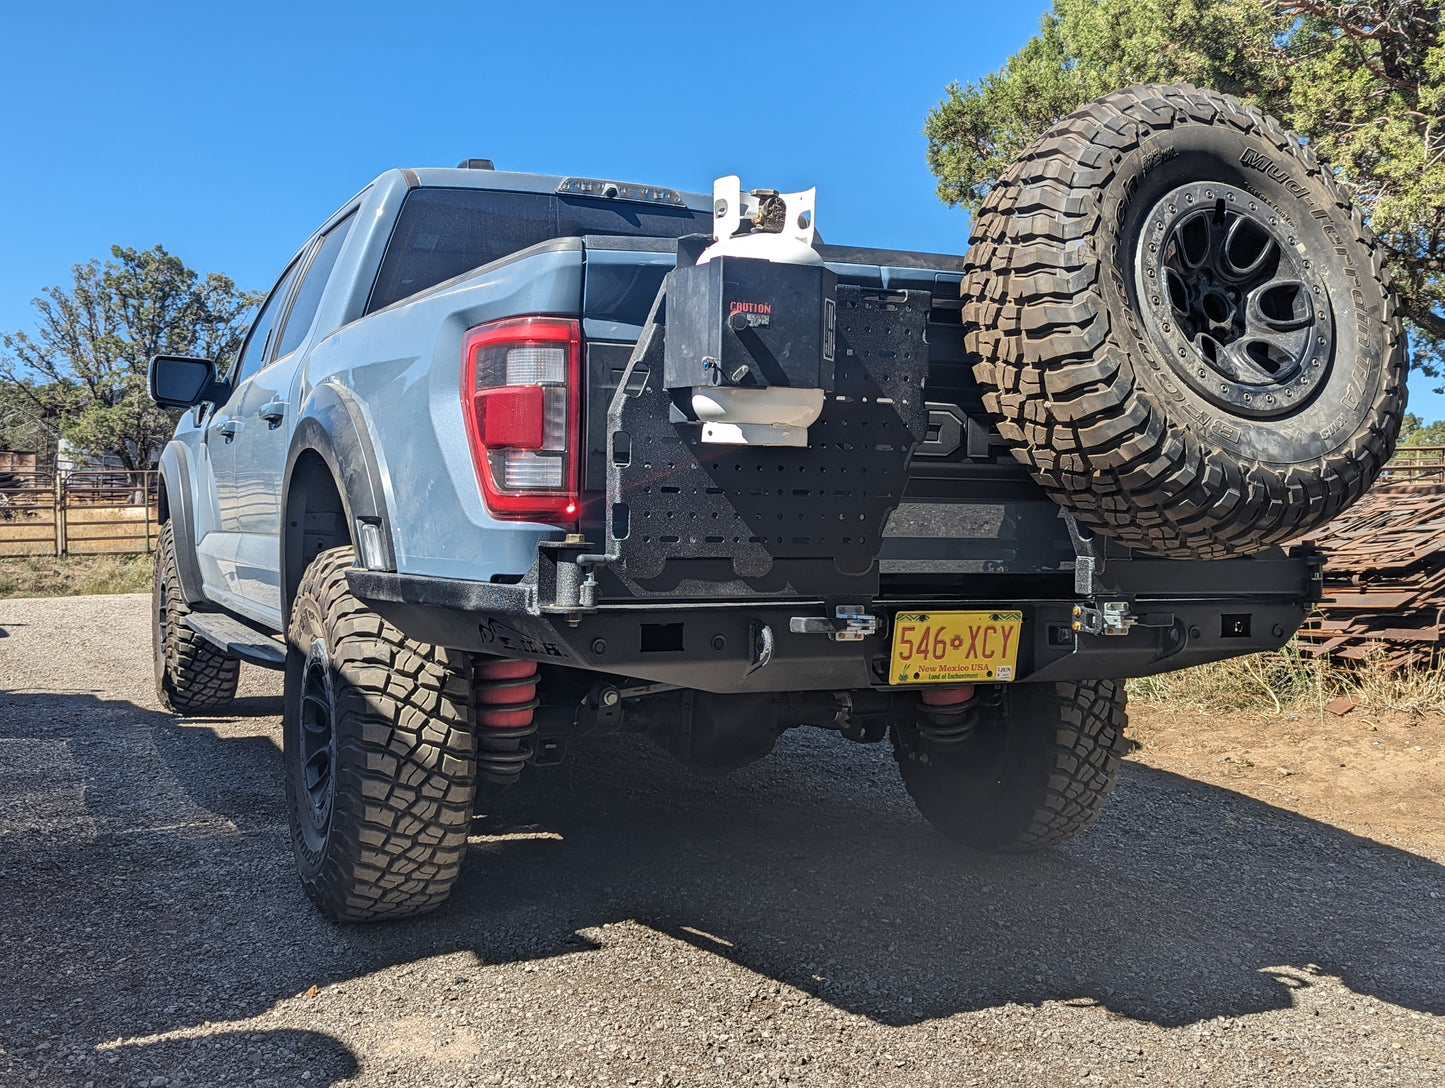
[1,593,1443,1088]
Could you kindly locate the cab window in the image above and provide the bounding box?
[366,188,711,313]
[232,258,303,385]
[274,211,357,359]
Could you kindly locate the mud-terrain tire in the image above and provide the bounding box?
[152,520,239,714]
[892,680,1127,852]
[284,546,477,922]
[964,83,1406,559]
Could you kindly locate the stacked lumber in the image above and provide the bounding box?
[1293,483,1445,667]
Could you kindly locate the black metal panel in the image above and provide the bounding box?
[816,243,967,274]
[879,499,1077,575]
[605,286,931,597]
[584,341,635,491]
[1102,550,1319,599]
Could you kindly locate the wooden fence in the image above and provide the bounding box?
[0,470,159,557]
[1383,445,1445,482]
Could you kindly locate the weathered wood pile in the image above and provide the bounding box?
[1294,483,1445,666]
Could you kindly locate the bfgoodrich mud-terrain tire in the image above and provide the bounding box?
[964,83,1406,559]
[892,680,1127,852]
[152,521,239,714]
[284,546,477,922]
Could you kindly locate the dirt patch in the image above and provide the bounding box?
[1127,703,1445,861]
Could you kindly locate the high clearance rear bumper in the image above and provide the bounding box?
[347,559,1316,695]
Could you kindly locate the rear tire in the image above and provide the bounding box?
[964,83,1406,559]
[152,521,239,715]
[892,680,1127,852]
[284,546,477,922]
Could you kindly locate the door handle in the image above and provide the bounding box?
[218,419,241,441]
[258,397,286,426]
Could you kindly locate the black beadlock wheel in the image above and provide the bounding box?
[964,83,1407,559]
[152,521,239,715]
[892,680,1127,852]
[283,546,477,922]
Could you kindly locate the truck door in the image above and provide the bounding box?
[199,255,304,614]
[213,211,357,624]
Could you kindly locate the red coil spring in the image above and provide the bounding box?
[920,684,976,707]
[916,683,978,747]
[474,658,540,729]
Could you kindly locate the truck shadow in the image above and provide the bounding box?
[0,689,1441,1085]
[468,730,1445,1028]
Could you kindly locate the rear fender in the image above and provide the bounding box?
[282,384,396,624]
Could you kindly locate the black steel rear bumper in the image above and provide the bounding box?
[347,565,1315,695]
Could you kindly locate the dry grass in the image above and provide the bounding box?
[1129,642,1445,716]
[0,554,153,598]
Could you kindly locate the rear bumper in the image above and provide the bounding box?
[348,569,1311,694]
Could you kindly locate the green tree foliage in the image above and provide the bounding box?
[0,246,259,469]
[1396,411,1445,443]
[925,0,1445,371]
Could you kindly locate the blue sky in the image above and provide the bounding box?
[3,0,1439,419]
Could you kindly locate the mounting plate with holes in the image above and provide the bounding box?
[605,285,930,596]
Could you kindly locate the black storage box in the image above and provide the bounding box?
[663,254,838,393]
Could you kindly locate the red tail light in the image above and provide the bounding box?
[460,316,581,525]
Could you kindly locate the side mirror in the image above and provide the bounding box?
[148,355,226,408]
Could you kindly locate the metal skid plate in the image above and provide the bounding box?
[605,285,930,597]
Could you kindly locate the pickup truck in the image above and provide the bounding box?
[148,84,1404,922]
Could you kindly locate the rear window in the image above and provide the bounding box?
[366,187,712,313]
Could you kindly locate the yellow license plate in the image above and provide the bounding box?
[889,611,1023,685]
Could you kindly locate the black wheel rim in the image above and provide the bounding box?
[298,638,336,833]
[1134,181,1334,419]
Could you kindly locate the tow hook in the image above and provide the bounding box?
[788,604,879,642]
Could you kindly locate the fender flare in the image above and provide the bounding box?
[282,383,396,618]
[157,441,207,606]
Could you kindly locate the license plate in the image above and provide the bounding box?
[889,611,1023,685]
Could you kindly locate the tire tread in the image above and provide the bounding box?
[154,521,239,715]
[286,547,476,922]
[894,680,1126,852]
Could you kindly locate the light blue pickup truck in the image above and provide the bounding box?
[149,84,1404,921]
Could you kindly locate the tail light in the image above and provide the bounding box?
[461,316,581,525]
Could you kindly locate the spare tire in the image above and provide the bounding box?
[963,83,1406,559]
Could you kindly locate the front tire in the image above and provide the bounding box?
[892,680,1127,852]
[284,546,477,922]
[152,521,239,715]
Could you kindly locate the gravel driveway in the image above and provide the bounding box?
[1,593,1442,1087]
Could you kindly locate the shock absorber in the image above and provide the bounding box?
[473,657,540,789]
[915,684,978,747]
